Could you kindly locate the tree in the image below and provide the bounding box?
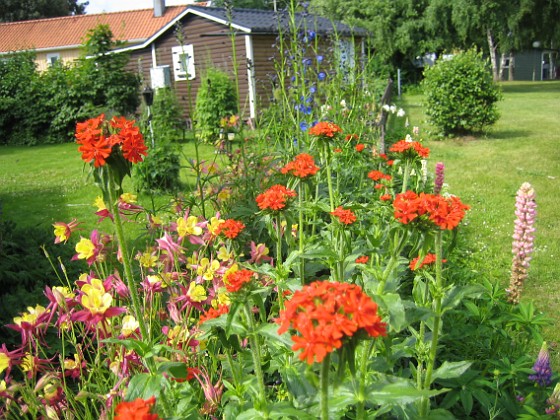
[0,0,88,22]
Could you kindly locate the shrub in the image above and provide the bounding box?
[193,67,238,142]
[422,49,501,136]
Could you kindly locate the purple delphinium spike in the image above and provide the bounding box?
[506,182,537,304]
[529,341,552,387]
[434,162,445,195]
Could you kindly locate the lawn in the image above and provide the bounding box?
[401,80,560,356]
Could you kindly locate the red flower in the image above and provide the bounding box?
[199,304,230,324]
[389,140,430,158]
[114,396,160,420]
[256,184,297,211]
[330,206,357,225]
[380,194,392,201]
[225,269,255,293]
[281,153,320,178]
[367,170,391,182]
[308,121,343,138]
[333,147,343,153]
[355,256,369,264]
[355,144,366,152]
[75,114,147,167]
[409,253,447,270]
[277,281,386,364]
[216,219,245,239]
[345,133,359,141]
[393,191,469,230]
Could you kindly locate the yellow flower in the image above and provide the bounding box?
[177,215,203,237]
[0,380,6,392]
[93,196,107,211]
[217,246,233,262]
[13,305,48,327]
[222,263,239,285]
[187,282,207,302]
[63,354,81,371]
[75,238,95,260]
[217,188,231,201]
[0,352,9,374]
[138,251,158,268]
[120,193,137,204]
[52,286,75,306]
[121,315,139,337]
[212,289,231,308]
[53,224,69,242]
[81,279,112,315]
[197,258,220,281]
[21,353,34,373]
[207,216,225,236]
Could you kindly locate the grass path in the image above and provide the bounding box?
[402,81,560,353]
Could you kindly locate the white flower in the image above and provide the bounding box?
[382,104,391,111]
[397,108,405,117]
[405,134,413,143]
[390,105,397,114]
[340,99,347,108]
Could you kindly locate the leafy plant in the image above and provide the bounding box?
[193,67,238,142]
[422,48,502,136]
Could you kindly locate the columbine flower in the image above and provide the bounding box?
[308,121,342,138]
[529,341,552,386]
[330,206,357,225]
[277,281,387,364]
[281,153,320,178]
[256,185,297,211]
[7,305,50,347]
[248,242,273,264]
[53,218,81,244]
[507,182,537,304]
[114,396,160,420]
[72,230,110,266]
[72,278,125,329]
[434,162,445,195]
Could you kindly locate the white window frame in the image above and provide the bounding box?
[46,53,60,67]
[172,45,195,81]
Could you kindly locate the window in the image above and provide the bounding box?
[172,45,195,81]
[46,53,60,67]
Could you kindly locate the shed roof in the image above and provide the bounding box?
[0,6,188,53]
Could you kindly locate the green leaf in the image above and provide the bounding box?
[432,361,472,381]
[257,322,293,349]
[125,373,166,401]
[376,292,408,332]
[269,402,316,419]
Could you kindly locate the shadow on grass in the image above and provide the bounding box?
[500,81,560,94]
[486,129,533,140]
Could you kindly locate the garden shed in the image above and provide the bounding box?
[506,48,559,81]
[115,5,366,124]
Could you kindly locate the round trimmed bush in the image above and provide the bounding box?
[422,49,501,136]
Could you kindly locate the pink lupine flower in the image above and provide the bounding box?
[507,182,537,304]
[434,162,445,195]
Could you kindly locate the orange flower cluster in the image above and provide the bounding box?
[389,140,430,159]
[216,219,245,239]
[308,121,343,138]
[76,114,148,168]
[355,144,366,152]
[256,185,297,211]
[393,191,470,230]
[367,170,392,182]
[355,255,369,264]
[280,153,320,178]
[199,304,230,324]
[277,281,387,364]
[330,206,357,225]
[409,253,447,270]
[115,396,160,420]
[225,269,255,293]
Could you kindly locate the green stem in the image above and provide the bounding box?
[106,173,148,342]
[401,160,411,194]
[275,214,283,269]
[298,182,305,284]
[323,142,335,212]
[245,304,268,415]
[320,353,331,420]
[420,230,444,416]
[356,341,375,419]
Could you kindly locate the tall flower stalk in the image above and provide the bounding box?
[507,182,537,304]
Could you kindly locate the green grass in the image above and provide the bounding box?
[0,141,221,233]
[401,80,560,350]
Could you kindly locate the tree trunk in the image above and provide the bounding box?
[499,53,506,81]
[508,52,515,81]
[487,29,499,81]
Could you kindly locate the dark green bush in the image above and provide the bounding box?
[422,49,501,136]
[193,67,238,142]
